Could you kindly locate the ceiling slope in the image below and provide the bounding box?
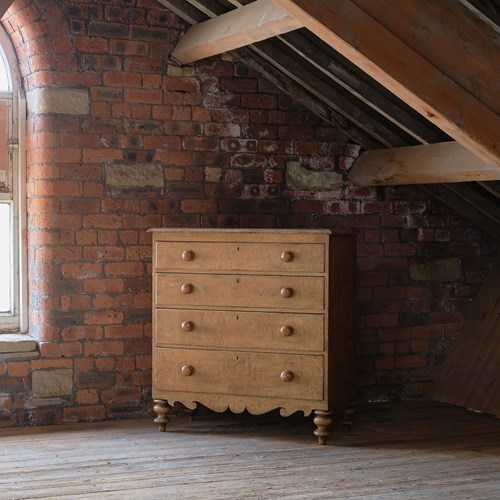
[159,0,500,239]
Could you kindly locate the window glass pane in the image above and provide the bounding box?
[0,99,8,187]
[0,53,8,91]
[0,203,11,312]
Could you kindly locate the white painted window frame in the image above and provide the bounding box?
[0,24,27,334]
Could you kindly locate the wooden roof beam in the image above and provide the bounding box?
[348,141,500,186]
[273,0,500,168]
[170,0,302,65]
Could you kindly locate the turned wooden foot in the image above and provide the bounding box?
[313,410,333,445]
[153,399,171,431]
[341,401,356,433]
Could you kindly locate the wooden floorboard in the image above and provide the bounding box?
[0,402,499,499]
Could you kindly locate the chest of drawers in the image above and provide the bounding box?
[150,229,356,444]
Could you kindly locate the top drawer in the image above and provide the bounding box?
[154,241,325,274]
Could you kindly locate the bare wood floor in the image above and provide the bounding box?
[0,402,499,499]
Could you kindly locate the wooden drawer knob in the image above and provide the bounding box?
[180,283,193,294]
[281,251,294,262]
[181,365,194,377]
[280,325,294,337]
[182,250,195,261]
[280,370,294,382]
[181,321,194,332]
[280,287,293,299]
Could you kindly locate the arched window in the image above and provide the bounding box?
[0,24,26,333]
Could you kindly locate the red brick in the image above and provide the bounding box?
[98,230,119,245]
[105,324,143,339]
[39,342,82,357]
[375,358,394,370]
[83,214,123,229]
[84,310,124,325]
[395,355,428,369]
[101,386,142,402]
[95,358,116,372]
[74,36,108,53]
[104,262,144,276]
[7,362,30,378]
[83,246,125,262]
[62,263,102,278]
[34,180,81,197]
[135,354,152,370]
[122,214,162,228]
[124,88,162,103]
[92,295,114,309]
[164,76,200,92]
[241,93,277,109]
[109,40,148,56]
[62,325,103,341]
[84,341,124,356]
[430,312,463,324]
[104,71,142,87]
[31,359,73,370]
[63,405,106,423]
[181,199,217,213]
[124,246,151,261]
[90,102,111,118]
[76,389,99,405]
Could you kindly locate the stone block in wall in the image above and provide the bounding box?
[105,161,164,188]
[27,397,67,408]
[409,257,462,282]
[32,368,73,399]
[286,161,344,190]
[26,88,90,115]
[166,64,196,77]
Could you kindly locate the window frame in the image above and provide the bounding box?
[0,23,27,334]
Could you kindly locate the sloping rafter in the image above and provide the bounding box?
[349,141,499,186]
[170,0,301,64]
[422,183,500,241]
[271,0,500,169]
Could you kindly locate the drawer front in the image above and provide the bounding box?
[155,241,325,273]
[155,274,325,311]
[154,347,324,401]
[155,309,325,352]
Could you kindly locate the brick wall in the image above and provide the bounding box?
[0,0,496,427]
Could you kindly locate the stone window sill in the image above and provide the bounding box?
[0,333,39,359]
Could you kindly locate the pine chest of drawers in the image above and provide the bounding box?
[150,229,356,444]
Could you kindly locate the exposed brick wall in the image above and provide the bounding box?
[0,0,496,427]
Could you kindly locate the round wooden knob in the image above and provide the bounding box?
[181,321,194,332]
[182,250,194,261]
[280,325,294,337]
[280,370,294,382]
[181,365,194,376]
[281,251,294,262]
[280,287,293,298]
[180,283,193,294]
